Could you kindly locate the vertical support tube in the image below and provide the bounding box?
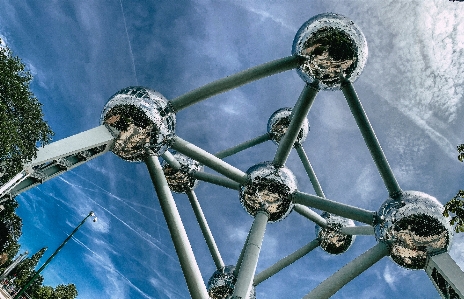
[215,133,270,159]
[186,189,225,270]
[295,144,325,198]
[341,80,401,197]
[145,155,208,299]
[273,84,319,167]
[303,242,389,299]
[232,211,269,298]
[170,56,300,112]
[253,239,320,286]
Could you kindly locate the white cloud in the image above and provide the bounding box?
[352,0,464,160]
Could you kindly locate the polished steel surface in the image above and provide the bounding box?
[292,13,368,90]
[207,265,256,299]
[239,162,297,222]
[101,86,176,161]
[315,212,356,255]
[267,107,309,145]
[375,191,453,269]
[162,151,203,193]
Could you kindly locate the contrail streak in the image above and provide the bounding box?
[119,0,138,85]
[72,236,156,299]
[56,176,176,260]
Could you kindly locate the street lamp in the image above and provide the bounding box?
[13,211,96,299]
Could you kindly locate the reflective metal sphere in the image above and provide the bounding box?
[162,152,202,193]
[240,162,297,222]
[101,86,176,162]
[315,213,355,255]
[207,265,256,299]
[375,191,453,269]
[292,13,368,90]
[267,108,309,145]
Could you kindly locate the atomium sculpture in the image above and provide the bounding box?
[0,12,463,299]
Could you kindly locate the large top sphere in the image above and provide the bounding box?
[101,87,176,162]
[375,191,453,269]
[240,162,297,222]
[267,107,309,145]
[292,13,368,90]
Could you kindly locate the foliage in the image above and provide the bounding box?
[443,144,464,233]
[0,38,53,185]
[0,199,22,257]
[444,190,464,233]
[9,247,47,294]
[35,284,78,299]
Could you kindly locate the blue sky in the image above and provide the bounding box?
[1,0,464,298]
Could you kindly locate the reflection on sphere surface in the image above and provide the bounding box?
[267,107,309,145]
[101,86,175,162]
[207,265,256,299]
[375,191,453,269]
[315,213,355,255]
[162,152,202,193]
[292,13,368,90]
[240,162,297,222]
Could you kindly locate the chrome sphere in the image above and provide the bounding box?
[101,86,176,162]
[207,265,256,299]
[315,213,355,255]
[240,162,297,222]
[162,152,202,193]
[267,108,309,145]
[375,191,453,269]
[292,13,368,90]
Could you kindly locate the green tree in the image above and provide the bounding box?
[443,144,464,232]
[0,38,53,185]
[34,284,78,299]
[9,247,47,294]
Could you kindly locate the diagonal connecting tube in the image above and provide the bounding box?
[171,136,248,185]
[303,242,389,299]
[170,56,300,112]
[341,79,401,197]
[253,239,320,286]
[293,191,376,225]
[273,84,319,167]
[145,155,208,299]
[186,189,225,270]
[215,133,270,159]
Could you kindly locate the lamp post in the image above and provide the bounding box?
[13,211,96,299]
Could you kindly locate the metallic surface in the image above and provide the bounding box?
[101,86,176,161]
[232,211,268,298]
[267,108,309,145]
[207,265,256,299]
[162,151,202,193]
[240,162,297,222]
[375,191,453,269]
[292,13,368,90]
[145,155,208,299]
[315,212,356,255]
[170,56,300,112]
[342,79,402,197]
[304,242,389,299]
